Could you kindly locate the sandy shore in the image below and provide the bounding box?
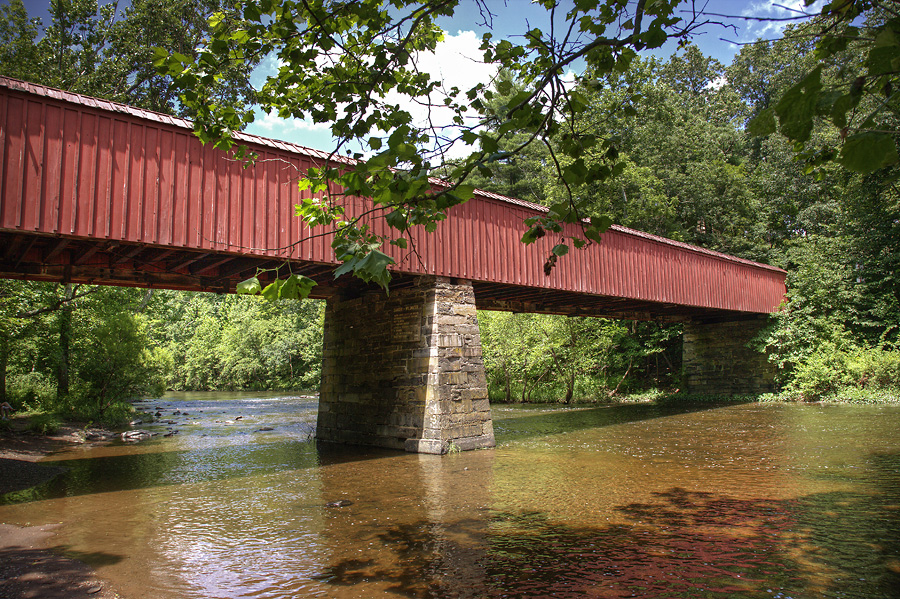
[0,423,124,599]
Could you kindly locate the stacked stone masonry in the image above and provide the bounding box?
[682,316,776,395]
[317,275,495,454]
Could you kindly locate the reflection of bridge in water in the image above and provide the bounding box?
[0,77,786,453]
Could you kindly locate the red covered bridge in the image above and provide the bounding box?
[0,77,786,453]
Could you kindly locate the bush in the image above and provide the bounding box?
[788,342,854,401]
[67,313,167,421]
[782,344,900,402]
[847,348,900,388]
[6,372,56,411]
[28,413,61,435]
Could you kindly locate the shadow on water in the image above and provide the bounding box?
[316,452,900,599]
[0,546,124,595]
[491,400,749,441]
[1,401,736,505]
[0,440,405,505]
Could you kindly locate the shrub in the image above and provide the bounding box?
[28,413,61,435]
[847,348,900,389]
[788,342,854,401]
[67,313,167,421]
[6,372,56,411]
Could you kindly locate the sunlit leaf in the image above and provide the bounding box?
[236,277,262,295]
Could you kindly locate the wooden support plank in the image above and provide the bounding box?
[169,252,210,272]
[74,243,102,265]
[44,238,70,261]
[191,256,235,276]
[14,237,38,268]
[3,236,22,261]
[113,245,145,265]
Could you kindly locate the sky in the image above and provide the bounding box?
[18,0,821,152]
[243,0,823,151]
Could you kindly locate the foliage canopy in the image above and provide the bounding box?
[156,0,900,287]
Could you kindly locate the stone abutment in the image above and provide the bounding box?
[682,315,776,395]
[317,276,495,454]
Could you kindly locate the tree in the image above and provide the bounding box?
[747,6,900,175]
[158,0,900,291]
[0,0,43,83]
[0,0,257,117]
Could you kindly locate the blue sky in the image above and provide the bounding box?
[17,0,818,151]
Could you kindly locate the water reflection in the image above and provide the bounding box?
[0,396,898,598]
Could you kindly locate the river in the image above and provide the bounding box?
[1,394,899,598]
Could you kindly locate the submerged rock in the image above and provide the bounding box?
[84,430,114,441]
[121,430,153,442]
[325,499,353,508]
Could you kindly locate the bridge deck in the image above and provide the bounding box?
[0,77,785,321]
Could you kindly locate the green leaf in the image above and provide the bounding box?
[830,93,859,128]
[775,67,823,143]
[297,275,317,299]
[562,159,588,185]
[236,276,262,295]
[747,107,776,137]
[279,274,299,299]
[590,215,613,232]
[836,132,900,173]
[521,227,540,244]
[391,237,408,249]
[261,280,282,302]
[552,243,569,257]
[584,228,602,244]
[385,210,409,231]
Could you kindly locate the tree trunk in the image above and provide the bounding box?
[57,284,74,398]
[136,288,154,314]
[526,365,552,402]
[609,359,633,398]
[503,362,511,403]
[520,357,528,403]
[0,334,8,403]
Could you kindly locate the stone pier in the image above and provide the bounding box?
[682,315,776,395]
[316,275,495,454]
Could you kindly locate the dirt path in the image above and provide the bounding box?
[0,424,123,599]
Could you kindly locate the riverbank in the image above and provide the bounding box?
[0,423,123,599]
[490,388,900,406]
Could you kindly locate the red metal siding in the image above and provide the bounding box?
[0,77,786,314]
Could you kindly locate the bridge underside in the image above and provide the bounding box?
[0,230,776,454]
[0,230,757,323]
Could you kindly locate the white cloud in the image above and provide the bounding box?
[244,30,498,158]
[739,0,826,40]
[385,29,499,159]
[253,109,330,134]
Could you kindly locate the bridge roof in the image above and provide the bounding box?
[0,76,785,321]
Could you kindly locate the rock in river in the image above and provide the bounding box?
[121,430,153,442]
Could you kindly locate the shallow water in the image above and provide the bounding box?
[2,395,899,598]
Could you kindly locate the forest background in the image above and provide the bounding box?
[0,0,898,427]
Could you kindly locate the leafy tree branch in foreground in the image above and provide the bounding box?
[158,0,899,292]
